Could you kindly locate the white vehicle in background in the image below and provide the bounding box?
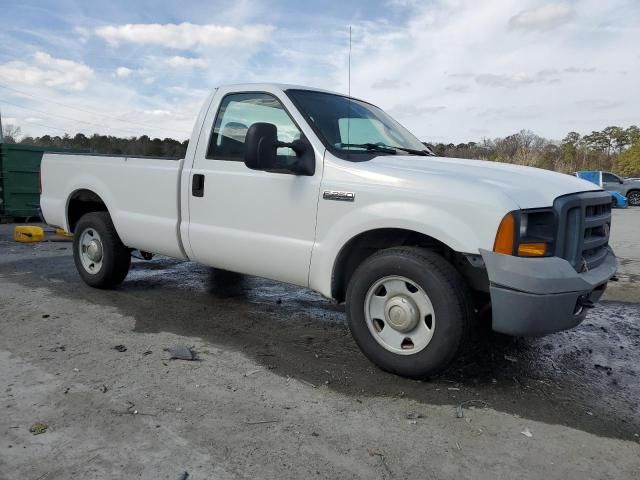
[40,84,617,378]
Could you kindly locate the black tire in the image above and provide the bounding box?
[346,247,473,378]
[627,190,640,207]
[73,212,131,289]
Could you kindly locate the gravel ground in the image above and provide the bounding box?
[0,209,638,479]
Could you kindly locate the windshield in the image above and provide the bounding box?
[286,89,428,159]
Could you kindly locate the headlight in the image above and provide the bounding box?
[494,209,556,257]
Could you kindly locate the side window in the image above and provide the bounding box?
[602,173,620,183]
[206,93,301,161]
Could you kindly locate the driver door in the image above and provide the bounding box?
[187,91,322,287]
[602,172,623,193]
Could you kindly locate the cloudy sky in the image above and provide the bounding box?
[0,0,638,143]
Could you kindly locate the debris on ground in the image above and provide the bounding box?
[245,419,280,425]
[368,448,393,477]
[594,364,613,375]
[504,354,518,363]
[298,378,317,388]
[405,412,423,420]
[29,422,48,435]
[456,400,490,419]
[143,350,152,356]
[164,345,198,361]
[521,427,533,438]
[113,344,127,353]
[99,384,108,393]
[110,401,156,417]
[177,472,189,480]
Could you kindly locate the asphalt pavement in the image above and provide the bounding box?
[0,209,638,479]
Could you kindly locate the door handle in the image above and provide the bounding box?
[192,174,205,197]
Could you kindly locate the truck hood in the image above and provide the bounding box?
[367,155,600,209]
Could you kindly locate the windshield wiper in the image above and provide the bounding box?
[338,143,431,156]
[388,145,431,156]
[338,143,398,154]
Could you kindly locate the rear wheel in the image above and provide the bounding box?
[73,212,131,289]
[346,247,473,378]
[627,190,640,207]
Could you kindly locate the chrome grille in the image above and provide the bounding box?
[553,192,612,272]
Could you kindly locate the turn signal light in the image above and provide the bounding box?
[518,242,547,257]
[493,213,516,255]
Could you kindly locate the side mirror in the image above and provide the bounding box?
[244,122,315,176]
[244,122,278,171]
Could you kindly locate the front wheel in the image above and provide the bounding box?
[73,212,131,289]
[346,247,473,378]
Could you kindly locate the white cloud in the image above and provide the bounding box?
[95,22,274,49]
[315,0,639,142]
[163,56,208,69]
[114,67,133,78]
[371,78,410,89]
[24,117,44,123]
[475,70,559,88]
[143,109,172,116]
[1,0,637,144]
[390,104,446,116]
[509,3,575,31]
[0,52,94,91]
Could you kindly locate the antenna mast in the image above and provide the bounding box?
[348,25,352,98]
[346,25,352,155]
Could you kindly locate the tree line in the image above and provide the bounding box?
[2,123,640,177]
[2,127,188,158]
[425,125,640,177]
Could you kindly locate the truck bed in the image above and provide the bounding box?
[40,153,187,259]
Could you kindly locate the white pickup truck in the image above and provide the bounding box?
[40,83,617,378]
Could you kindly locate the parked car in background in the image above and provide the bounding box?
[600,172,640,206]
[575,171,636,207]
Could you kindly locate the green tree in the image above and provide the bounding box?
[616,140,640,177]
[626,125,640,145]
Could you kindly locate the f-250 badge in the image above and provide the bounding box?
[323,190,355,202]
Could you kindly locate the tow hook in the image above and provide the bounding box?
[577,296,596,309]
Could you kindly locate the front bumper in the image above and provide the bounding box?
[479,247,618,336]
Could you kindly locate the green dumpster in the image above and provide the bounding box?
[0,143,45,219]
[0,143,88,220]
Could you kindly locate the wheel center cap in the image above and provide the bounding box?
[86,240,103,262]
[385,295,419,332]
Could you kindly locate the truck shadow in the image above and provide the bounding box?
[2,253,639,441]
